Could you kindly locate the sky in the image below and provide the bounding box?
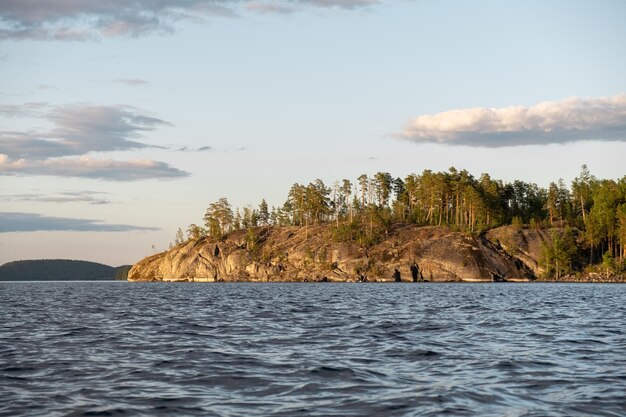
[1,0,625,266]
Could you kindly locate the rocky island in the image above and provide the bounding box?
[130,166,625,282]
[128,224,593,282]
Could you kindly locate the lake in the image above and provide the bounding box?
[1,282,625,416]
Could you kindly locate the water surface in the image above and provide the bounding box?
[1,282,625,416]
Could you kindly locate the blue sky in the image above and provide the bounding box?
[1,0,626,266]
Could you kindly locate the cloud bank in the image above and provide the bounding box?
[2,190,111,205]
[397,94,626,147]
[0,155,188,181]
[0,212,159,232]
[0,0,378,41]
[0,103,188,180]
[0,104,168,159]
[0,102,47,118]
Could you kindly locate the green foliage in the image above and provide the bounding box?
[186,223,205,240]
[332,219,385,247]
[258,199,269,225]
[540,228,580,279]
[246,228,259,251]
[204,197,234,238]
[504,180,547,224]
[242,206,259,228]
[602,252,616,276]
[174,164,625,275]
[529,218,542,230]
[332,221,361,243]
[372,172,393,207]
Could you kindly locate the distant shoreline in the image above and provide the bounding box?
[0,260,130,282]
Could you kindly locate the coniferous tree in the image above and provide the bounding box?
[175,228,184,245]
[572,164,595,224]
[546,182,559,226]
[234,208,242,230]
[258,199,269,226]
[357,174,369,210]
[373,172,393,208]
[186,224,204,240]
[541,228,579,279]
[204,198,234,237]
[288,183,306,226]
[185,164,624,275]
[341,179,353,222]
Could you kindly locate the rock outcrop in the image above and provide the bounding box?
[485,225,557,276]
[128,224,536,282]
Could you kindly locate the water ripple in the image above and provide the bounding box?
[1,282,626,416]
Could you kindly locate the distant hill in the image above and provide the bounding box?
[0,260,131,281]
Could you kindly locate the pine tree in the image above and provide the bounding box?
[186,224,204,239]
[204,198,234,237]
[546,182,559,226]
[373,172,393,207]
[572,164,595,224]
[357,174,368,210]
[175,228,184,245]
[258,199,269,226]
[341,179,353,222]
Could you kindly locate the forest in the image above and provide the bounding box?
[174,165,626,278]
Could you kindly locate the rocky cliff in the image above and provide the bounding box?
[128,224,537,282]
[485,225,555,276]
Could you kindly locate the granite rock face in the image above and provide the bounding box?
[128,224,536,282]
[485,225,557,276]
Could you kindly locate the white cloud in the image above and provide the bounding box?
[0,154,189,181]
[397,94,626,147]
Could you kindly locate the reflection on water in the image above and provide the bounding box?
[1,282,625,416]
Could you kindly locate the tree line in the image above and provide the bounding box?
[172,165,626,276]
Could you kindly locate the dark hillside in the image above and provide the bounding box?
[0,259,121,281]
